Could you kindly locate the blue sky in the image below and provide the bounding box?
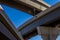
[43,0,60,6]
[0,0,60,40]
[1,4,33,28]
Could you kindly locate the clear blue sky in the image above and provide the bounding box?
[1,4,33,28]
[1,0,60,40]
[43,0,60,6]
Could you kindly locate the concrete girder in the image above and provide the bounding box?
[0,0,48,15]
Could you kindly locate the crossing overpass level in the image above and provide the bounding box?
[0,0,50,15]
[18,2,60,39]
[0,0,60,40]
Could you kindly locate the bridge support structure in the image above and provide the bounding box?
[37,24,60,40]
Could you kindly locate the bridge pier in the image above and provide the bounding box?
[37,25,60,40]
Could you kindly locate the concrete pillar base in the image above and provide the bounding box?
[41,34,58,40]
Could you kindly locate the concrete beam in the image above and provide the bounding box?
[0,22,17,40]
[37,0,51,7]
[0,9,24,40]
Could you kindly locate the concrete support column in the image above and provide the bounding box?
[37,26,60,40]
